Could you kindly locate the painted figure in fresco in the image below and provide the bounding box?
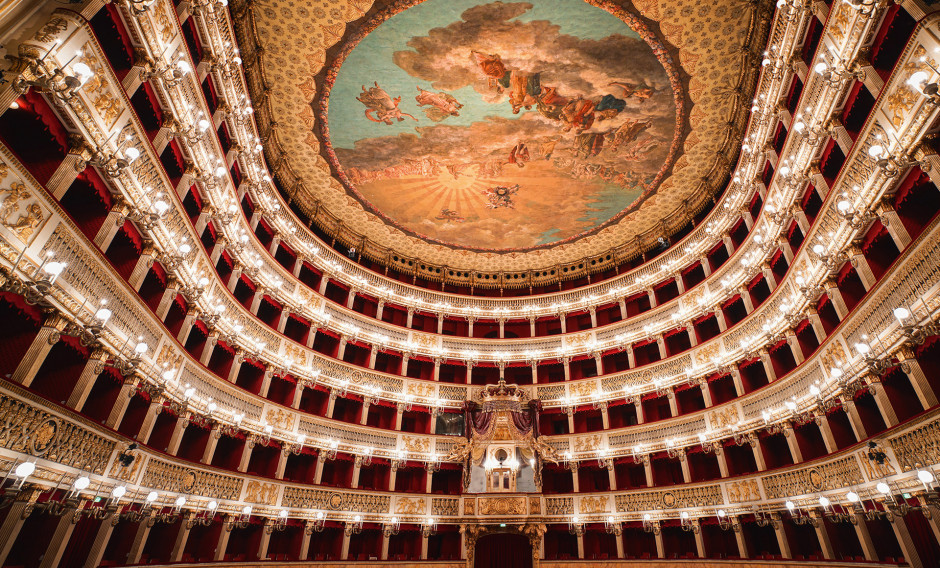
[595,93,627,121]
[560,97,596,133]
[435,208,465,222]
[608,81,657,102]
[573,131,607,158]
[508,71,542,114]
[415,87,463,121]
[607,118,653,151]
[357,82,417,125]
[446,162,476,179]
[471,51,508,92]
[506,142,530,168]
[538,137,560,160]
[482,184,520,209]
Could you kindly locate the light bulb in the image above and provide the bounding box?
[918,470,935,484]
[14,462,35,478]
[73,476,90,490]
[785,500,795,511]
[846,491,859,503]
[124,147,140,162]
[147,491,159,502]
[280,510,288,518]
[175,496,186,508]
[717,509,726,517]
[819,496,830,507]
[111,485,127,499]
[876,482,890,494]
[208,500,218,510]
[893,307,910,321]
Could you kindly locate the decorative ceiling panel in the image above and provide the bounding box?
[232,0,772,275]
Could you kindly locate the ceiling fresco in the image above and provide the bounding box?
[322,0,683,251]
[233,0,772,274]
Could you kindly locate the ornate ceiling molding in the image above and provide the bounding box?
[231,0,774,285]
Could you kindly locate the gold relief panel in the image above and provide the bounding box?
[405,382,434,399]
[694,343,721,367]
[0,180,49,244]
[478,496,526,516]
[859,442,898,479]
[890,417,940,472]
[528,496,541,515]
[579,495,608,514]
[725,479,761,503]
[140,460,241,500]
[431,497,459,516]
[409,332,440,350]
[565,332,594,351]
[244,480,279,505]
[573,434,602,453]
[568,381,596,399]
[33,18,68,43]
[401,435,430,454]
[761,456,863,500]
[545,497,573,515]
[464,498,476,515]
[0,394,114,475]
[615,485,722,512]
[283,344,307,367]
[264,406,294,431]
[708,405,739,430]
[395,497,426,515]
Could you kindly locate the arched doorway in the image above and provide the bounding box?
[474,532,533,568]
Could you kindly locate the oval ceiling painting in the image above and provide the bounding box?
[322,0,684,251]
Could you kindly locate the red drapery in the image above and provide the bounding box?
[474,533,532,568]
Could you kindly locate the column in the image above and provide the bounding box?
[716,449,730,478]
[784,425,803,463]
[257,522,273,560]
[761,262,777,289]
[785,331,804,364]
[714,308,727,332]
[341,530,352,560]
[314,454,326,485]
[848,245,877,291]
[877,201,912,250]
[258,366,274,398]
[827,117,854,155]
[643,460,653,487]
[94,200,129,250]
[666,389,678,417]
[250,287,266,314]
[0,499,30,565]
[656,336,666,359]
[67,349,108,411]
[678,451,691,483]
[739,286,754,314]
[646,288,657,308]
[693,520,705,558]
[634,400,644,424]
[733,519,748,558]
[870,382,900,427]
[380,533,390,560]
[751,438,767,471]
[806,308,827,343]
[777,237,794,264]
[350,458,362,488]
[227,352,244,383]
[700,257,712,277]
[722,233,734,256]
[653,525,664,558]
[897,347,939,409]
[729,367,744,397]
[227,264,243,293]
[177,308,198,344]
[852,510,878,561]
[127,513,155,564]
[276,309,290,334]
[48,135,90,199]
[104,381,138,430]
[133,400,163,443]
[759,349,777,382]
[166,414,190,455]
[83,514,118,568]
[816,416,838,454]
[812,512,834,559]
[238,437,255,472]
[200,333,219,366]
[773,514,791,559]
[824,280,849,320]
[170,513,194,562]
[201,426,220,464]
[300,523,314,560]
[686,324,698,347]
[39,510,80,568]
[699,381,713,407]
[618,298,627,319]
[10,314,67,387]
[421,533,430,560]
[842,399,868,441]
[155,281,180,320]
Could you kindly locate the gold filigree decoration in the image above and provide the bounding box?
[395,497,426,515]
[244,480,279,505]
[478,496,526,515]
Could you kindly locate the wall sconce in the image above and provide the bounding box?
[425,453,441,473]
[567,516,585,536]
[88,135,141,179]
[266,510,288,533]
[642,513,660,534]
[15,48,94,101]
[344,514,363,536]
[867,134,922,178]
[604,515,622,536]
[679,511,700,533]
[309,511,326,533]
[322,439,339,461]
[785,500,819,526]
[187,500,217,528]
[422,517,437,537]
[383,516,400,537]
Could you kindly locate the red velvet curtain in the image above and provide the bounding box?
[474,533,532,568]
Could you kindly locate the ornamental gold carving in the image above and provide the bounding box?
[464,498,475,515]
[726,479,760,503]
[478,496,525,515]
[410,332,439,350]
[405,382,434,399]
[244,480,278,505]
[0,182,47,243]
[395,497,426,515]
[573,434,601,453]
[264,407,293,431]
[708,406,739,430]
[568,381,596,398]
[33,18,67,42]
[401,435,430,453]
[890,417,940,472]
[579,495,608,514]
[528,496,541,515]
